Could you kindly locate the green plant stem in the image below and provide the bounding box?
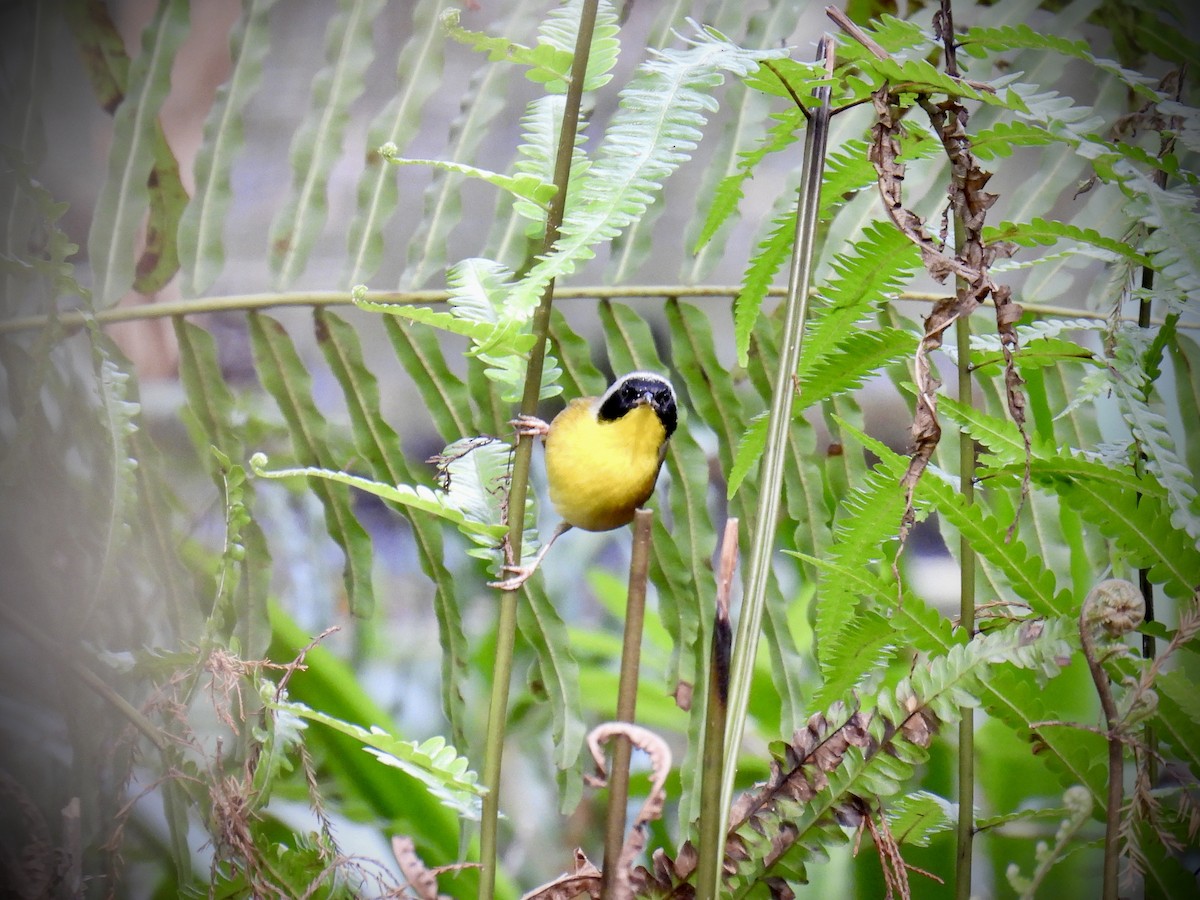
[4,288,1192,337]
[1137,248,1161,900]
[600,508,654,898]
[696,518,739,900]
[1137,268,1158,745]
[479,4,599,898]
[955,312,977,900]
[719,32,835,855]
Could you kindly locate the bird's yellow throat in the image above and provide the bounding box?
[543,400,667,532]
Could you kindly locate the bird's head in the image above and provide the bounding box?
[597,371,678,439]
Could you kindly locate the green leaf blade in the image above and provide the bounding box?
[87,0,189,307]
[247,313,376,617]
[179,0,278,295]
[269,0,386,289]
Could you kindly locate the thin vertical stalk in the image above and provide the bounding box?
[479,4,600,897]
[1137,269,1157,773]
[1137,231,1160,900]
[696,518,740,900]
[1080,590,1123,900]
[718,35,835,849]
[600,509,654,898]
[954,311,977,900]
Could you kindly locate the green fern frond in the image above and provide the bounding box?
[247,313,375,616]
[1118,164,1200,302]
[961,23,1161,99]
[86,0,189,307]
[515,581,587,798]
[359,259,560,403]
[731,142,928,369]
[380,150,556,209]
[970,337,1099,374]
[401,2,542,290]
[886,791,955,848]
[314,309,472,746]
[1170,333,1200,479]
[355,296,501,345]
[847,13,929,55]
[1156,669,1200,775]
[509,95,591,237]
[970,120,1059,160]
[527,0,620,92]
[855,54,1029,112]
[726,412,767,499]
[805,466,909,657]
[811,610,898,710]
[973,317,1108,350]
[269,0,385,289]
[619,0,766,281]
[692,52,835,256]
[733,206,794,369]
[250,450,506,541]
[799,222,921,382]
[86,324,141,608]
[726,620,1072,892]
[1005,79,1105,139]
[984,666,1108,806]
[1105,139,1200,187]
[742,56,829,101]
[506,24,788,315]
[346,0,449,286]
[691,106,802,256]
[1110,325,1200,543]
[269,696,484,819]
[985,217,1152,266]
[936,393,1161,503]
[179,0,276,296]
[842,419,1072,617]
[439,7,571,86]
[1030,463,1199,599]
[381,317,474,439]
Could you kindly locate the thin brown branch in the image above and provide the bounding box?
[600,509,654,900]
[586,723,673,900]
[825,6,889,60]
[762,59,811,120]
[1079,588,1129,900]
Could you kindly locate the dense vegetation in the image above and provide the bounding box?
[1,0,1197,897]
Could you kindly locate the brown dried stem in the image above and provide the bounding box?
[586,723,673,900]
[862,0,1028,554]
[1079,592,1127,900]
[600,509,655,899]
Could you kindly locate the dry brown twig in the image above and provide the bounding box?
[587,723,673,900]
[834,0,1030,561]
[519,723,673,899]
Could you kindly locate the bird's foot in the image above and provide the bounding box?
[488,564,536,591]
[510,415,550,438]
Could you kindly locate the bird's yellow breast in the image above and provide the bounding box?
[543,398,668,532]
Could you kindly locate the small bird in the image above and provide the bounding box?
[491,371,678,590]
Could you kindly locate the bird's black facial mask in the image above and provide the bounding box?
[598,374,678,439]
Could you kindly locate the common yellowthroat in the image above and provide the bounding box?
[491,371,678,590]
